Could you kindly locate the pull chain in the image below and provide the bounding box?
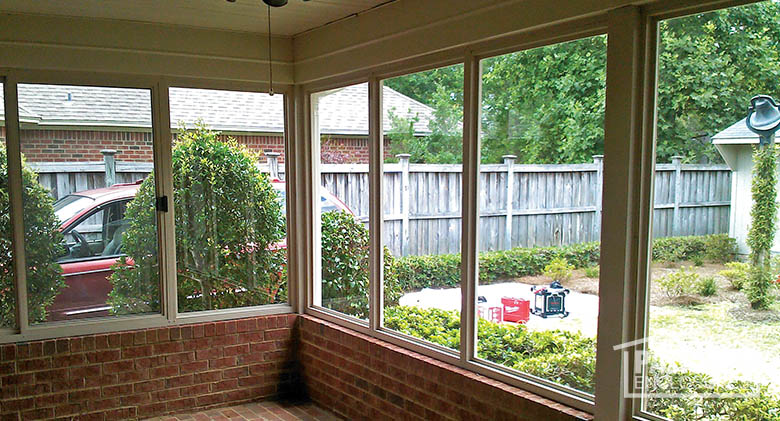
[267,5,274,96]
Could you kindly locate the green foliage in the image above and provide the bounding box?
[697,276,718,297]
[584,265,599,278]
[652,234,735,264]
[392,235,731,293]
[109,126,286,314]
[719,262,750,290]
[320,210,401,319]
[658,267,699,298]
[747,146,779,309]
[384,306,596,391]
[0,145,65,325]
[385,3,780,165]
[543,257,574,283]
[393,242,599,292]
[385,305,779,419]
[646,362,780,421]
[746,264,776,311]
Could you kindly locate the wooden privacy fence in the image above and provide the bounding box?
[322,155,731,256]
[30,152,731,257]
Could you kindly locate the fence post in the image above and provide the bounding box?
[101,149,117,187]
[672,155,683,236]
[502,155,517,250]
[397,153,411,256]
[593,154,604,240]
[265,152,281,180]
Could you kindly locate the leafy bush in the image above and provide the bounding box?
[543,257,574,283]
[646,361,780,421]
[697,276,718,297]
[109,126,286,313]
[584,265,599,278]
[658,266,699,298]
[385,305,780,419]
[651,234,735,264]
[320,210,401,319]
[719,262,750,290]
[746,265,775,310]
[392,234,734,294]
[394,242,599,292]
[0,145,65,325]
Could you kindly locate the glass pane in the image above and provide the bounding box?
[18,84,159,323]
[645,2,780,419]
[381,64,464,351]
[0,81,16,328]
[476,35,606,394]
[169,87,287,313]
[313,83,371,320]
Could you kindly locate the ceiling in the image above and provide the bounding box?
[0,0,395,37]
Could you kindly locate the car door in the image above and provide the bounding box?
[47,200,129,321]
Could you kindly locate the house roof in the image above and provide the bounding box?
[0,83,434,136]
[711,118,760,145]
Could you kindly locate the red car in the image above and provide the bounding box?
[49,180,350,321]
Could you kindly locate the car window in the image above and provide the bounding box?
[53,194,95,224]
[58,200,129,262]
[275,189,343,214]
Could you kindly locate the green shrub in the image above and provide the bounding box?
[693,257,704,267]
[385,305,780,419]
[584,265,599,278]
[321,210,401,319]
[719,262,750,290]
[658,266,699,298]
[109,126,286,314]
[697,276,718,297]
[543,257,574,283]
[0,145,66,325]
[746,265,775,310]
[651,234,735,264]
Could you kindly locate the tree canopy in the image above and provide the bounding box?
[385,1,780,165]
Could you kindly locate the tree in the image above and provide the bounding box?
[0,144,65,325]
[108,125,286,313]
[385,2,780,165]
[320,210,401,319]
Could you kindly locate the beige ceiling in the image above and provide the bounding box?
[0,0,394,37]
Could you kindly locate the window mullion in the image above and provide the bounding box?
[153,80,177,323]
[368,77,383,331]
[595,6,651,420]
[4,77,28,333]
[460,52,480,363]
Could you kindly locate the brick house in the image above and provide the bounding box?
[2,83,433,164]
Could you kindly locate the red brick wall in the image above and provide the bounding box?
[297,316,592,421]
[0,314,298,421]
[17,128,396,164]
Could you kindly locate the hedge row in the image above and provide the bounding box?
[393,234,735,293]
[384,306,780,421]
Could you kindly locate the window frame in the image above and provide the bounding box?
[0,70,296,343]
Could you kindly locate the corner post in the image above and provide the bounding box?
[672,155,683,236]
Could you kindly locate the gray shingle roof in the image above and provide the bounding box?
[711,118,760,144]
[0,83,434,136]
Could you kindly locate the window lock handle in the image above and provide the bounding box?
[156,196,169,213]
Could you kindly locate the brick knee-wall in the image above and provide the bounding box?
[297,315,592,421]
[0,314,299,420]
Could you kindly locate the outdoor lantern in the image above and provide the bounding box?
[746,95,780,146]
